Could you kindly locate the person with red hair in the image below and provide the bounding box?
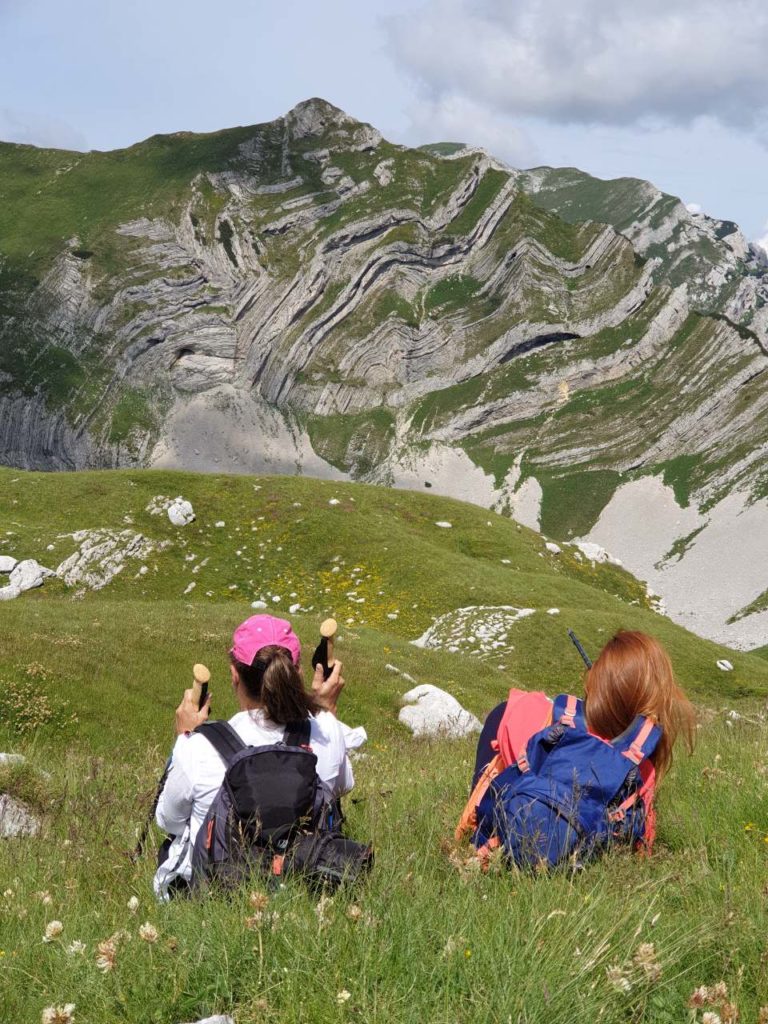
[457,630,696,859]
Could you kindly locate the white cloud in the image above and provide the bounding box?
[404,93,537,166]
[388,0,768,131]
[755,221,768,256]
[0,107,88,151]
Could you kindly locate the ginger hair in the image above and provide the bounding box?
[583,630,696,779]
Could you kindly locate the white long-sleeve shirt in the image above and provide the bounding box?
[153,709,365,899]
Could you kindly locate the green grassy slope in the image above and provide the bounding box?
[2,472,768,1021]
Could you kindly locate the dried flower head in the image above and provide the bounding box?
[633,942,662,982]
[249,891,269,911]
[701,1014,722,1024]
[65,940,86,956]
[315,895,333,930]
[95,934,122,973]
[138,922,158,944]
[346,904,363,922]
[36,891,53,906]
[43,920,64,943]
[606,964,632,994]
[245,913,264,930]
[41,1004,75,1024]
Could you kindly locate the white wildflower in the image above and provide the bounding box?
[43,920,64,943]
[138,922,158,943]
[127,896,139,914]
[336,989,351,1004]
[66,940,86,956]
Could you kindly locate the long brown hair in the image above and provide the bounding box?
[232,645,320,725]
[583,630,696,779]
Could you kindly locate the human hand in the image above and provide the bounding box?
[175,688,212,735]
[312,659,345,716]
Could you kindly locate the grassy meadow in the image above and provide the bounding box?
[2,468,768,1023]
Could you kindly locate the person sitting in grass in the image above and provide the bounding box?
[456,630,696,866]
[154,614,365,899]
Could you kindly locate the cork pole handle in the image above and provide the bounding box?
[192,663,211,709]
[320,618,337,668]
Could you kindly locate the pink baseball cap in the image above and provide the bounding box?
[231,614,301,666]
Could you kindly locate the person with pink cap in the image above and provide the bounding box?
[153,614,366,899]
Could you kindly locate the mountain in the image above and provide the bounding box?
[3,98,768,648]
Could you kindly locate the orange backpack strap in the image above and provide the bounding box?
[455,753,504,841]
[454,690,554,842]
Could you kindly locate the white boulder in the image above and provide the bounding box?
[0,556,17,573]
[9,559,55,592]
[0,585,21,601]
[167,497,195,527]
[399,684,482,739]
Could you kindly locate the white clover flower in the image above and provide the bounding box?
[336,990,351,1005]
[41,1004,75,1024]
[138,922,158,944]
[65,940,86,956]
[127,896,139,914]
[43,920,64,943]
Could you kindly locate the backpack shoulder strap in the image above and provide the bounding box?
[552,693,586,729]
[495,689,553,767]
[283,718,312,749]
[612,714,662,764]
[195,720,247,767]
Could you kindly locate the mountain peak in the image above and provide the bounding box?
[283,97,382,149]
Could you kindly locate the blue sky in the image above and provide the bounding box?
[2,0,767,240]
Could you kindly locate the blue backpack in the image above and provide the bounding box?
[473,694,661,869]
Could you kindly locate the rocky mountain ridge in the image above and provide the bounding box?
[4,98,768,647]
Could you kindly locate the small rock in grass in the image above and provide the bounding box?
[167,498,195,527]
[547,608,560,615]
[0,753,25,767]
[214,521,226,528]
[0,794,41,837]
[545,542,561,555]
[717,659,734,672]
[399,684,482,739]
[435,521,452,529]
[272,595,281,603]
[251,600,268,610]
[500,558,511,564]
[328,498,341,506]
[289,602,301,614]
[183,582,196,596]
[178,1017,235,1024]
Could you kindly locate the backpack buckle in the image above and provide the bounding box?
[559,695,579,728]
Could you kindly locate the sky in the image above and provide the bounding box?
[1,0,768,240]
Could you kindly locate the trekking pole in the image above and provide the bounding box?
[567,629,592,669]
[130,663,211,862]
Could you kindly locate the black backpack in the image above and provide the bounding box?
[189,719,373,890]
[190,719,325,888]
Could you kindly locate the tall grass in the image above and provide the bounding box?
[2,716,768,1022]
